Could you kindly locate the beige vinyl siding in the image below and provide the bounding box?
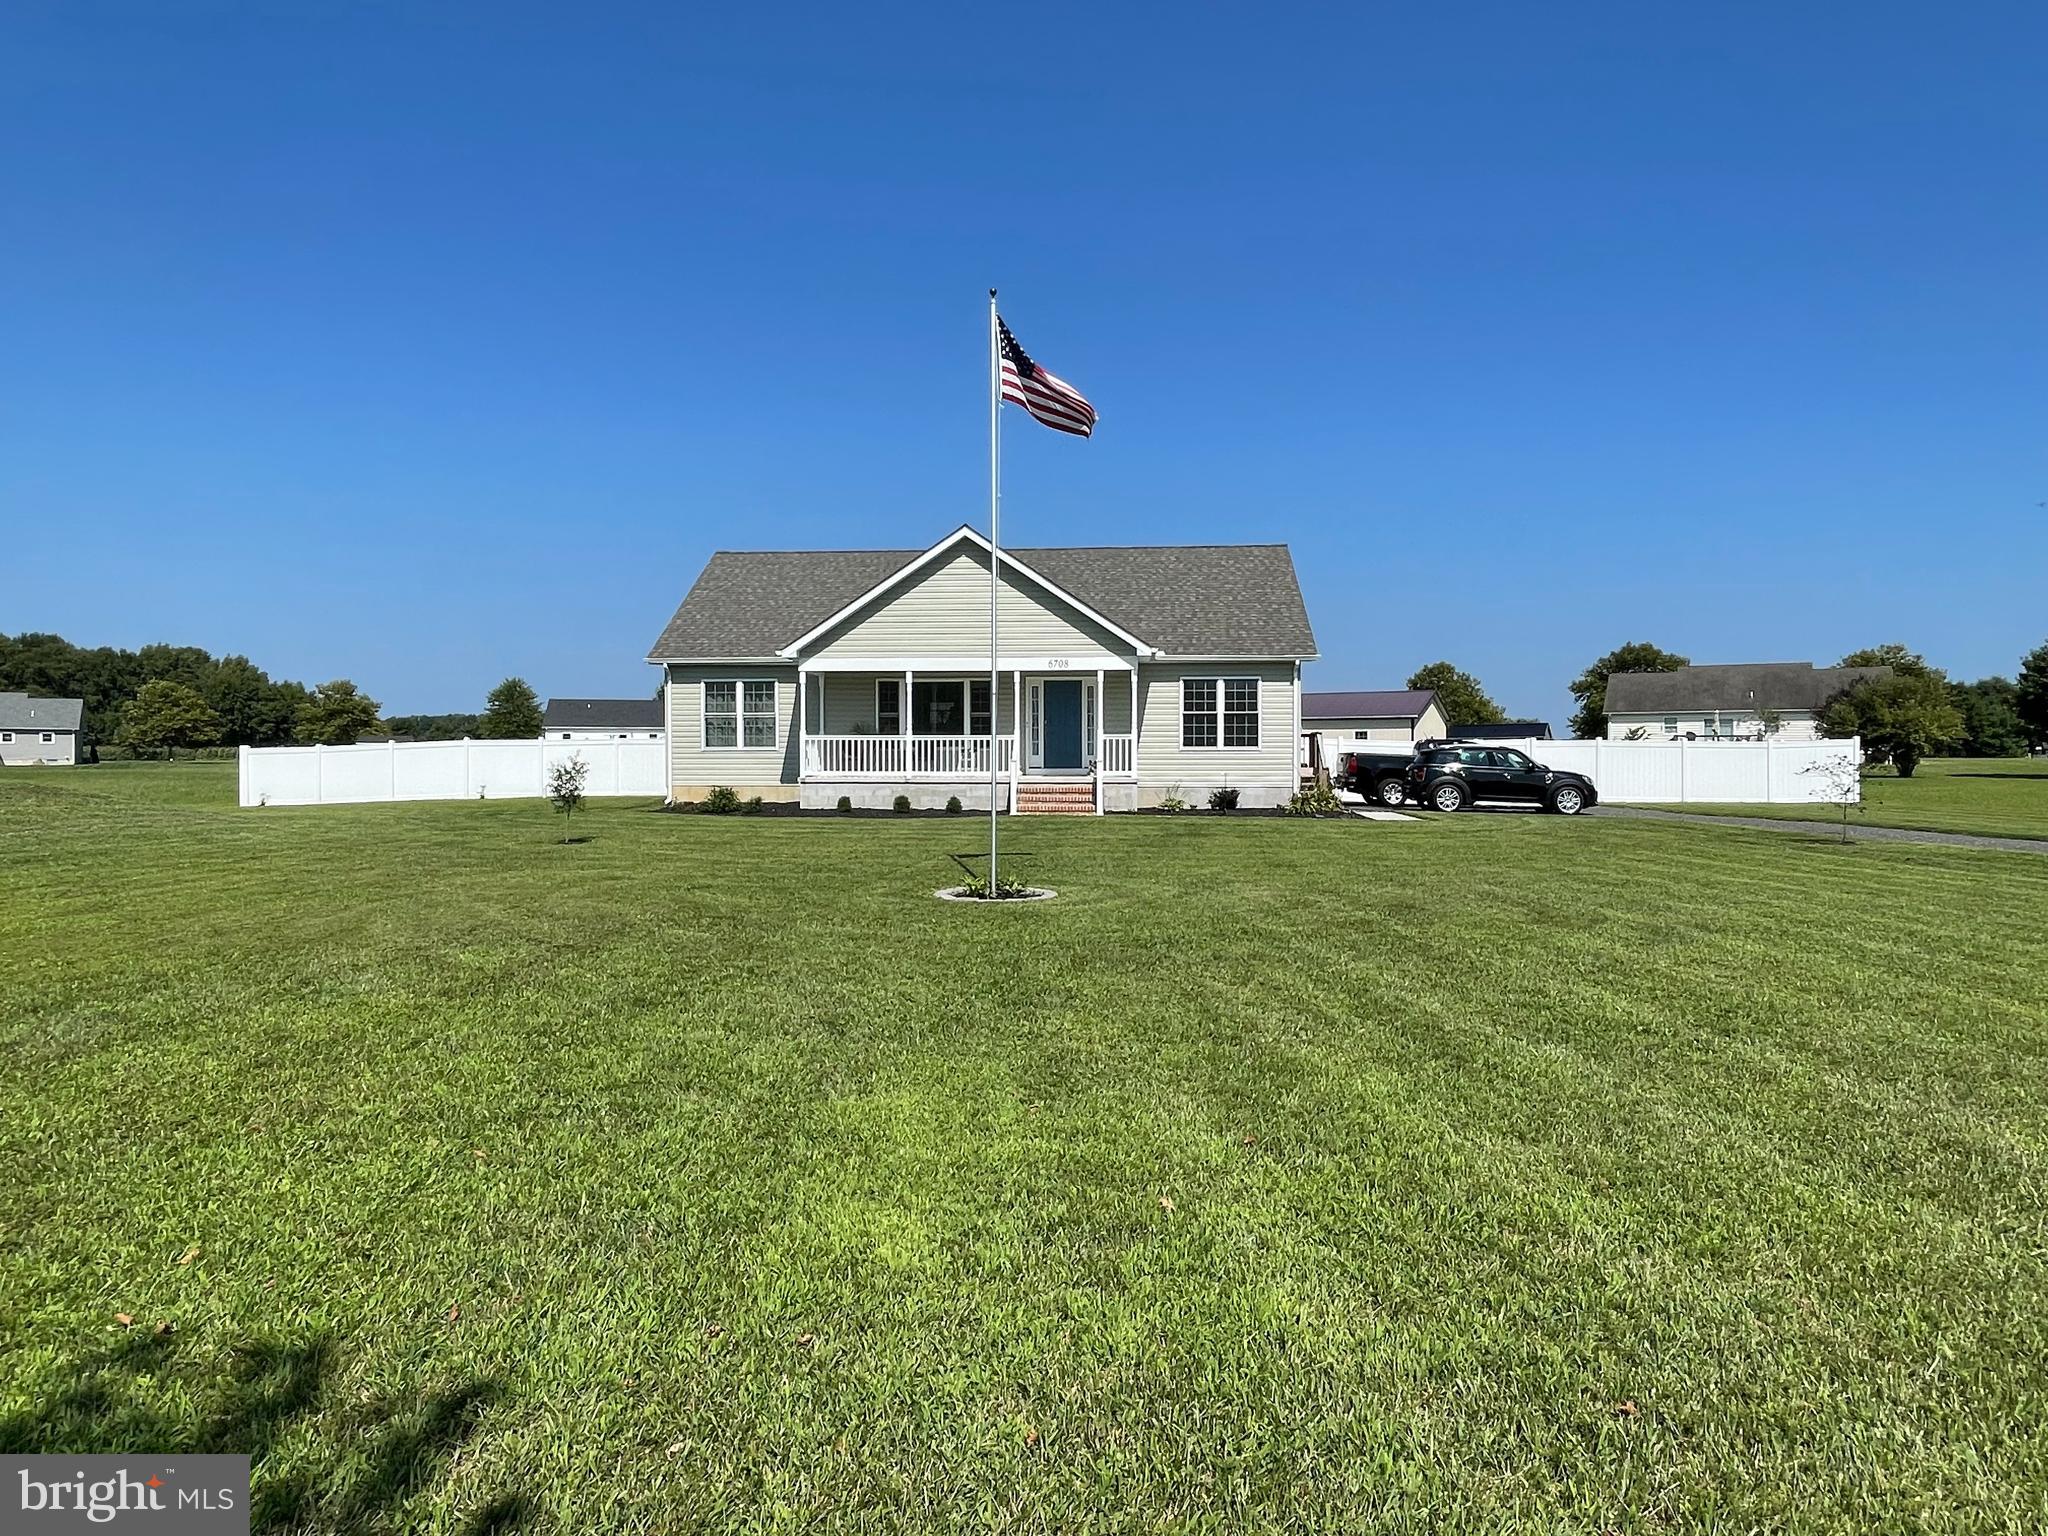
[665,665,799,792]
[1605,710,1825,742]
[808,547,1128,661]
[1134,663,1296,793]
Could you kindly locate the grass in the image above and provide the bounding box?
[1675,754,2048,841]
[5,762,2048,1532]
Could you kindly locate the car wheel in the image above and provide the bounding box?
[1430,780,1467,813]
[1376,777,1408,808]
[1549,785,1585,815]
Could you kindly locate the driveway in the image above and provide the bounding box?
[1589,805,2048,856]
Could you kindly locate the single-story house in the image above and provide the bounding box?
[0,692,83,766]
[1299,690,1450,777]
[1450,720,1555,741]
[544,697,666,742]
[645,525,1318,811]
[1604,662,1891,741]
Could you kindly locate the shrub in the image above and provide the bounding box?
[1156,795,1189,813]
[892,794,912,815]
[953,873,1034,899]
[701,785,741,815]
[1284,783,1345,818]
[836,795,853,815]
[547,754,590,839]
[945,795,963,815]
[1208,787,1240,813]
[740,795,764,815]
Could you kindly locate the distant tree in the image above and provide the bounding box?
[134,643,215,689]
[1406,661,1505,726]
[118,681,221,759]
[1819,673,1964,778]
[254,681,309,747]
[380,712,484,741]
[1839,644,1941,681]
[1949,677,2027,758]
[1567,642,1689,739]
[2017,641,2048,753]
[478,677,544,739]
[548,754,590,841]
[298,680,382,745]
[203,655,277,747]
[1755,705,1785,738]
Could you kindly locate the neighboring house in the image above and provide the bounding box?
[1604,662,1890,741]
[0,692,83,766]
[1300,690,1449,775]
[1451,720,1555,741]
[544,697,666,742]
[645,525,1318,811]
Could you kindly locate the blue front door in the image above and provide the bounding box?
[1043,680,1084,770]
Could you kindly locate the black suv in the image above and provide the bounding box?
[1406,743,1597,815]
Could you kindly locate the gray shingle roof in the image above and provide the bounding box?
[0,692,83,731]
[1301,689,1437,720]
[1605,663,1892,714]
[543,697,664,731]
[645,531,1317,660]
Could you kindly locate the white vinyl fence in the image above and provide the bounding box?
[1482,736,1861,804]
[239,738,668,807]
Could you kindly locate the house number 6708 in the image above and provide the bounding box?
[1046,659,1071,669]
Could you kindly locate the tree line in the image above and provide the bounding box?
[0,633,550,758]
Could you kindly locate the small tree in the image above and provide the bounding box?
[1754,705,1785,738]
[480,677,545,739]
[298,680,382,745]
[548,754,589,840]
[1819,673,1964,778]
[119,680,221,758]
[1801,753,1865,843]
[1405,661,1505,726]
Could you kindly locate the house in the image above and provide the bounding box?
[1450,720,1555,741]
[1604,662,1890,741]
[0,692,83,765]
[544,697,666,742]
[1300,689,1450,770]
[644,525,1317,811]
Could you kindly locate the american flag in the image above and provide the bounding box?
[998,316,1097,437]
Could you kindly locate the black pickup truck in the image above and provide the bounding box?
[1335,745,1421,807]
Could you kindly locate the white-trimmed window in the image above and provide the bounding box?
[1182,677,1261,749]
[0,732,12,743]
[970,679,992,736]
[41,732,54,743]
[703,679,777,749]
[875,679,902,735]
[1663,715,1678,735]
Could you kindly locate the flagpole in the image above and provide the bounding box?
[988,288,1001,890]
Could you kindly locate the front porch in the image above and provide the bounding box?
[796,665,1137,812]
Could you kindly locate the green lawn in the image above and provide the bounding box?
[1676,754,2048,841]
[5,763,2048,1532]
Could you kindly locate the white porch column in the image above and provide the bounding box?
[902,667,913,776]
[1093,667,1105,814]
[798,664,810,780]
[1010,668,1022,812]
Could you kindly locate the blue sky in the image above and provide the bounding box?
[7,3,2045,724]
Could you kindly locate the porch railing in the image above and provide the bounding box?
[804,734,1017,779]
[1098,733,1135,777]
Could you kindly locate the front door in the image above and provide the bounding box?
[1041,680,1084,770]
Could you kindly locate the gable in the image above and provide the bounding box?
[807,545,1135,661]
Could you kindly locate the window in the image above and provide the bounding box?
[1495,749,1532,770]
[1182,677,1260,749]
[1222,679,1259,747]
[1457,748,1494,767]
[0,732,12,743]
[40,732,54,744]
[1181,679,1217,747]
[875,678,902,735]
[913,680,964,735]
[970,679,992,737]
[1663,716,1678,735]
[703,679,777,749]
